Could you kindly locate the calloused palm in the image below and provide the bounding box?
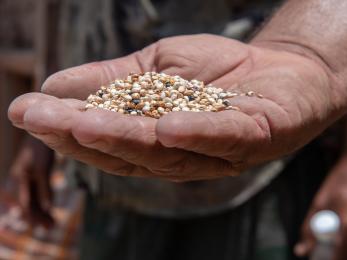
[8,34,345,181]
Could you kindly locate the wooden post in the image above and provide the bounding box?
[0,0,60,179]
[0,73,31,180]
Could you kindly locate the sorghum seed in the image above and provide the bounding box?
[124,95,132,101]
[223,100,231,106]
[132,99,140,105]
[131,93,140,99]
[178,86,186,93]
[85,72,260,118]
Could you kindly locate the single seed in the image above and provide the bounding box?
[165,103,173,108]
[136,102,145,110]
[142,106,151,112]
[124,95,132,101]
[132,99,140,105]
[246,91,255,96]
[131,93,140,99]
[223,100,231,106]
[178,86,186,93]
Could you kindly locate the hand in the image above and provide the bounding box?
[8,34,346,181]
[10,135,54,227]
[295,154,347,260]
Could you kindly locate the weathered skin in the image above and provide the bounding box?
[8,33,345,181]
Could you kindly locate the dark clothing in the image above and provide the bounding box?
[79,137,341,260]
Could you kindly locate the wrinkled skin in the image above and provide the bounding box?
[8,34,346,181]
[295,154,347,260]
[10,135,54,227]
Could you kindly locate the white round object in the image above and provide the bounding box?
[310,210,340,242]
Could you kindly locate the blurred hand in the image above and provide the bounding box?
[10,135,54,228]
[7,34,346,181]
[295,155,347,260]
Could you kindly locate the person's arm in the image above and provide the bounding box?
[7,0,347,181]
[252,0,347,111]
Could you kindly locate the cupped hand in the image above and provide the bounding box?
[8,34,346,181]
[10,135,54,227]
[295,154,347,260]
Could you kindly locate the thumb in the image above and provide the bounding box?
[41,45,157,100]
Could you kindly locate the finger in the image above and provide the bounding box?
[41,44,158,100]
[156,110,266,167]
[8,93,56,128]
[21,97,148,177]
[71,108,238,179]
[7,93,82,131]
[71,108,172,167]
[12,93,237,180]
[156,95,291,166]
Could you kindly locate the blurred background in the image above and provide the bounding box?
[1,0,345,260]
[0,0,85,259]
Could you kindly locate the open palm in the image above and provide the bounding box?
[8,34,344,181]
